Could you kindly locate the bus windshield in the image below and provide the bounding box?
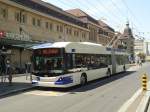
[34,56,64,72]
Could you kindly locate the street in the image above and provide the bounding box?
[0,63,149,112]
[0,0,149,112]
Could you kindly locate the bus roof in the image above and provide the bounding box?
[32,42,102,49]
[32,42,128,55]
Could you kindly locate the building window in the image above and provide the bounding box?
[37,19,41,27]
[15,12,20,22]
[57,25,59,31]
[99,29,103,34]
[2,8,7,18]
[76,31,79,36]
[45,22,48,29]
[104,31,108,36]
[22,14,27,24]
[74,30,79,36]
[56,25,63,33]
[32,18,36,26]
[82,32,86,38]
[49,23,53,30]
[60,25,63,33]
[69,28,72,35]
[74,30,77,36]
[15,11,27,24]
[45,22,53,31]
[0,8,7,19]
[66,27,69,34]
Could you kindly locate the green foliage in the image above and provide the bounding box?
[137,52,146,60]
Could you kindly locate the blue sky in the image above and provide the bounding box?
[42,0,150,40]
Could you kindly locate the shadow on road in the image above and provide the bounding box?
[0,82,35,99]
[37,71,136,93]
[70,71,136,93]
[0,71,137,98]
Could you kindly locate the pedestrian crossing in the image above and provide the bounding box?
[23,90,68,96]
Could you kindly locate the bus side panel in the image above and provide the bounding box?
[86,68,108,81]
[71,72,84,85]
[125,64,130,70]
[116,65,124,73]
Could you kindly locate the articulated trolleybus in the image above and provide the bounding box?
[31,42,129,88]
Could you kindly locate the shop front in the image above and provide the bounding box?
[0,31,42,73]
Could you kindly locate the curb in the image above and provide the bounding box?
[0,73,28,79]
[0,85,36,99]
[118,89,142,112]
[136,91,150,112]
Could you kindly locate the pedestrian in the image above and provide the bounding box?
[139,59,142,66]
[6,58,12,85]
[25,62,32,80]
[0,55,6,83]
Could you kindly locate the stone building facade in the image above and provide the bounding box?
[119,22,134,56]
[0,0,89,71]
[0,0,115,72]
[66,9,115,46]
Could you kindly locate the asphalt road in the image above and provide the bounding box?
[0,63,150,112]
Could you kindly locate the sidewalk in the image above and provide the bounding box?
[134,82,150,112]
[0,74,35,98]
[118,62,149,112]
[0,63,147,100]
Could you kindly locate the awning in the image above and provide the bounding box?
[0,38,43,49]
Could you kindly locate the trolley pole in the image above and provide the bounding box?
[142,74,148,91]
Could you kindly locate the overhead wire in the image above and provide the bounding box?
[55,0,123,29]
[121,0,144,39]
[95,0,124,23]
[47,0,143,38]
[56,0,101,19]
[77,0,121,26]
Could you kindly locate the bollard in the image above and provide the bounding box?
[142,74,147,91]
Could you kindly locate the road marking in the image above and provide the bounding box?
[24,90,68,96]
[118,88,142,112]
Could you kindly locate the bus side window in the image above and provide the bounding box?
[98,55,108,68]
[57,59,62,69]
[99,63,108,68]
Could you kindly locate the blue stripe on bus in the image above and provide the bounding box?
[55,76,73,85]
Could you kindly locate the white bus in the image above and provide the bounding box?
[31,42,130,88]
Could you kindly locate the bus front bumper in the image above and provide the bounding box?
[32,80,74,88]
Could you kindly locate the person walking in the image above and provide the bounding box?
[25,62,32,80]
[0,55,7,83]
[139,59,142,66]
[6,58,12,85]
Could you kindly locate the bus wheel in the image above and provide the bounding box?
[107,69,111,77]
[80,74,87,86]
[123,66,126,72]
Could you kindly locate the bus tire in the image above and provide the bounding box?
[80,74,87,86]
[123,66,126,72]
[107,69,111,77]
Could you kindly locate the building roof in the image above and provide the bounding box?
[11,0,87,28]
[66,9,87,17]
[31,0,63,12]
[120,22,134,39]
[98,20,115,32]
[66,9,115,32]
[66,9,99,25]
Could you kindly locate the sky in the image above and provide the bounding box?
[42,0,150,40]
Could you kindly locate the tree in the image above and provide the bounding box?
[137,52,146,61]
